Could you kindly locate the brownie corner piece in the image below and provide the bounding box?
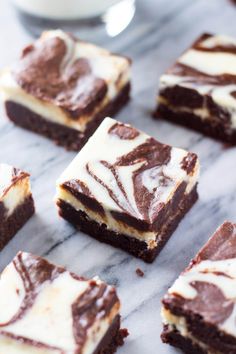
[155,33,236,144]
[0,163,34,249]
[161,221,236,353]
[0,251,127,353]
[0,30,131,151]
[56,117,199,263]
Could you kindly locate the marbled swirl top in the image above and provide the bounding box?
[0,252,119,354]
[159,33,236,126]
[1,30,130,118]
[58,117,199,226]
[165,221,236,337]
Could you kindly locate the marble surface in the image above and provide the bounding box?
[0,0,236,353]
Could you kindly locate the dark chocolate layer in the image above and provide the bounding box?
[56,185,198,263]
[161,324,207,354]
[5,82,130,151]
[155,104,236,144]
[61,117,197,226]
[0,195,34,251]
[156,33,236,141]
[162,303,236,354]
[72,282,118,347]
[159,86,231,124]
[162,221,236,353]
[93,315,128,354]
[62,179,194,235]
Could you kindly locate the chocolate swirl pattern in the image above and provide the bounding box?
[0,164,28,199]
[0,163,32,220]
[163,222,236,338]
[0,30,131,151]
[2,30,130,119]
[158,33,236,133]
[0,252,120,354]
[56,118,199,259]
[59,118,198,224]
[13,31,107,117]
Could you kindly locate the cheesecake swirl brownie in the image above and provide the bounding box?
[161,221,236,354]
[0,164,34,249]
[155,33,236,144]
[56,117,199,263]
[0,30,131,150]
[0,251,128,353]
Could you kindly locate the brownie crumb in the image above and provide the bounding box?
[136,268,144,277]
[120,328,129,341]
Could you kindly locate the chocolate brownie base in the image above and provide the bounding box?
[155,104,236,145]
[0,195,35,250]
[163,303,236,353]
[161,325,207,354]
[57,185,198,263]
[5,83,131,151]
[94,315,128,354]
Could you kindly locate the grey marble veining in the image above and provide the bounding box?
[0,0,236,353]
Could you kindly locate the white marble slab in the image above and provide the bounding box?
[0,0,236,353]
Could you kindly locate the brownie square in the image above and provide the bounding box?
[155,33,236,144]
[0,251,127,353]
[56,117,199,263]
[0,163,35,249]
[0,30,131,150]
[161,221,236,354]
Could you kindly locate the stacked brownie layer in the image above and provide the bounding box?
[156,33,236,143]
[161,221,236,353]
[56,117,199,262]
[0,163,34,249]
[0,30,131,150]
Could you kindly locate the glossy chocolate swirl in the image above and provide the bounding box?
[0,163,29,199]
[159,33,236,124]
[62,119,198,226]
[72,281,118,352]
[164,222,236,338]
[167,33,236,84]
[13,32,107,117]
[0,252,119,353]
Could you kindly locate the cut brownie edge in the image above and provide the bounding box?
[155,33,236,144]
[0,195,35,250]
[161,324,207,354]
[94,315,128,354]
[162,303,236,354]
[161,221,236,354]
[155,102,236,145]
[5,83,130,151]
[56,185,198,263]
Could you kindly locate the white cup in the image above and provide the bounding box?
[12,0,136,39]
[13,0,122,20]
